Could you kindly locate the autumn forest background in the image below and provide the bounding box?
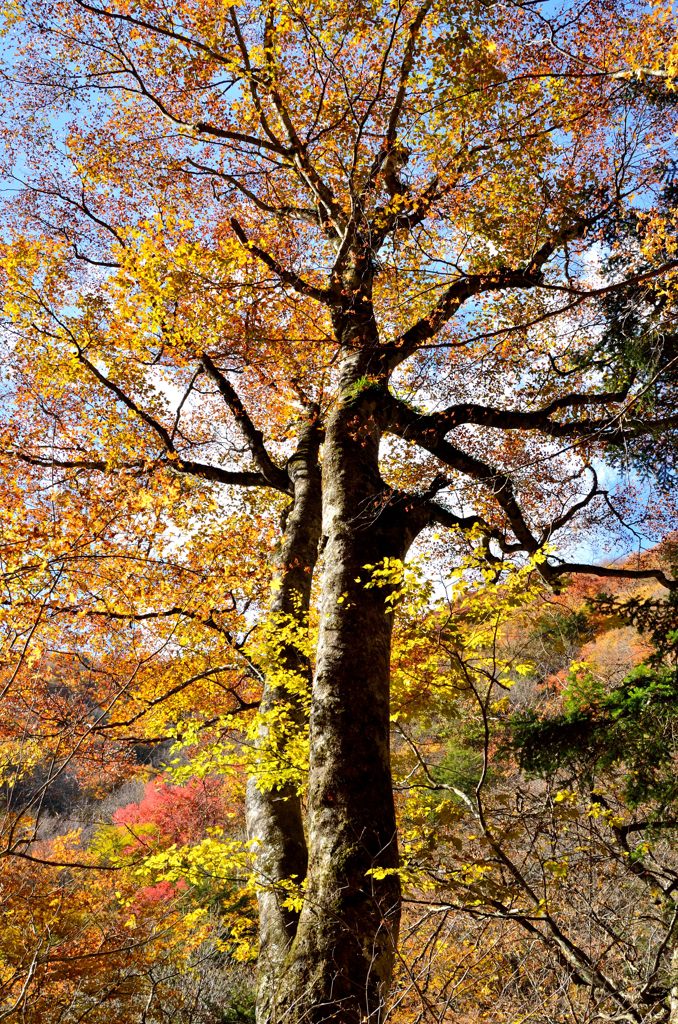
[0,0,677,1021]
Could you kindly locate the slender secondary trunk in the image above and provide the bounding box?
[247,419,322,1022]
[669,945,678,1024]
[273,348,414,1023]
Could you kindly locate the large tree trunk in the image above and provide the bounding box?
[247,419,322,1022]
[272,350,413,1023]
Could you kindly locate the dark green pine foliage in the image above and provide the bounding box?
[593,182,678,488]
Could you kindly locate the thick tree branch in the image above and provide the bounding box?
[383,382,677,450]
[72,0,232,68]
[261,3,346,237]
[438,449,539,551]
[365,0,434,194]
[200,353,290,491]
[41,600,252,641]
[33,349,288,490]
[183,158,319,225]
[94,666,260,733]
[385,1,434,154]
[385,266,548,368]
[3,448,273,489]
[425,502,521,555]
[384,216,596,368]
[546,561,677,590]
[385,402,540,551]
[229,217,335,305]
[229,6,287,153]
[369,174,441,249]
[75,347,178,450]
[68,4,291,155]
[193,120,290,155]
[388,419,677,588]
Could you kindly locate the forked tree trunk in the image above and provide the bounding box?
[269,351,417,1023]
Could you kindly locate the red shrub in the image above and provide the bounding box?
[113,777,226,845]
